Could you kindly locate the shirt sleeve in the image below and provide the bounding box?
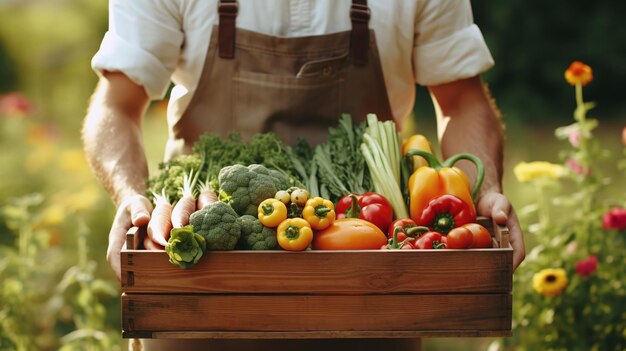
[413,0,494,86]
[91,0,184,100]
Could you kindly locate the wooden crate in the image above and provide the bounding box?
[120,217,512,339]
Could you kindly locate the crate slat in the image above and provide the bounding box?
[122,293,511,338]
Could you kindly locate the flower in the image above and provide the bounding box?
[533,268,568,297]
[0,92,34,117]
[564,61,593,86]
[622,126,626,147]
[602,207,626,231]
[575,256,598,277]
[513,161,566,183]
[566,158,589,176]
[568,128,581,147]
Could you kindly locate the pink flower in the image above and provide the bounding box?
[575,256,598,277]
[622,126,626,147]
[0,92,34,117]
[602,207,626,231]
[565,241,577,254]
[567,158,589,176]
[568,129,581,147]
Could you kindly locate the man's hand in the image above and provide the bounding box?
[476,192,525,270]
[107,194,152,281]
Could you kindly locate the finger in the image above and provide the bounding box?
[107,206,132,281]
[143,235,165,251]
[129,194,153,227]
[506,210,526,271]
[477,193,511,224]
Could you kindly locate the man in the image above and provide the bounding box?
[82,1,525,350]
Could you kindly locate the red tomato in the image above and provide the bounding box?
[463,223,493,248]
[445,227,473,249]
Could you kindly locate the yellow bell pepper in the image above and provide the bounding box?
[277,218,313,251]
[302,197,336,230]
[257,198,288,227]
[404,150,484,225]
[402,134,432,170]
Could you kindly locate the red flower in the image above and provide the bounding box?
[575,256,598,277]
[0,92,34,117]
[564,61,593,86]
[602,207,626,231]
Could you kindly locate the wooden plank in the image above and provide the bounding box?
[121,293,511,337]
[121,248,511,294]
[140,330,513,339]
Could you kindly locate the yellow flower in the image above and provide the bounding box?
[514,161,565,183]
[564,61,593,86]
[533,268,568,297]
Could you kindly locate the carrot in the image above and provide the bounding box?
[171,169,199,228]
[147,189,173,247]
[196,178,218,209]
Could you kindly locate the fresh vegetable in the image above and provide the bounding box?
[417,194,474,234]
[218,164,290,216]
[360,114,409,219]
[146,189,173,247]
[257,198,288,227]
[147,154,202,204]
[335,192,393,232]
[236,215,279,250]
[274,190,291,205]
[189,201,241,250]
[312,218,387,250]
[165,225,206,269]
[414,231,445,249]
[402,134,432,170]
[197,179,218,209]
[387,218,421,242]
[446,226,474,249]
[313,114,372,203]
[404,149,484,224]
[302,197,336,230]
[290,188,309,207]
[463,223,493,248]
[382,225,425,250]
[171,169,200,228]
[277,218,313,251]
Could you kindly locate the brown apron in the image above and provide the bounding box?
[164,0,394,160]
[141,0,420,350]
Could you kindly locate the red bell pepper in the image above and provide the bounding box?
[336,192,394,232]
[414,231,446,249]
[382,224,429,250]
[387,218,420,242]
[417,194,475,234]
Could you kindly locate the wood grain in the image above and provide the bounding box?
[122,293,511,338]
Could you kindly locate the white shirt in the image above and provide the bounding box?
[92,0,494,125]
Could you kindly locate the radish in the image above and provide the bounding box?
[146,189,172,247]
[171,169,199,228]
[196,178,218,210]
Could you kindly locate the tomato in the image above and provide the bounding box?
[463,223,493,248]
[313,218,388,250]
[445,226,473,249]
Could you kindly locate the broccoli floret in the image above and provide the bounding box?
[236,215,279,250]
[147,154,202,203]
[218,164,290,216]
[189,202,241,250]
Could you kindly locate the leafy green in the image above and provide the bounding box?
[165,226,206,269]
[147,154,202,204]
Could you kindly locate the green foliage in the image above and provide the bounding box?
[165,226,206,269]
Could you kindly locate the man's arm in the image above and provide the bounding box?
[429,76,525,269]
[82,71,154,279]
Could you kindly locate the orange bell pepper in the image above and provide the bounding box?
[404,149,484,225]
[402,134,432,170]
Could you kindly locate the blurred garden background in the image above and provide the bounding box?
[1,1,625,350]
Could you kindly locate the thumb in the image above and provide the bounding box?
[128,194,153,227]
[477,192,510,224]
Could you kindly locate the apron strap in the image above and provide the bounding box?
[218,0,238,59]
[350,0,370,66]
[217,0,371,64]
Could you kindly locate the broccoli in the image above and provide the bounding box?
[218,164,290,216]
[147,153,202,204]
[165,226,206,269]
[189,202,241,251]
[236,215,279,250]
